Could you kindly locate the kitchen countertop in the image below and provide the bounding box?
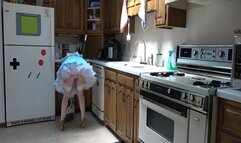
[55,59,169,76]
[88,59,169,76]
[216,87,241,103]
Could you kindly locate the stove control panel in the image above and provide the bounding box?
[181,93,203,107]
[139,79,204,109]
[178,45,233,62]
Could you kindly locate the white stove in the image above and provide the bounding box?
[138,45,233,143]
[141,71,231,96]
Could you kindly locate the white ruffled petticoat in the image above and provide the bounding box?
[54,52,96,96]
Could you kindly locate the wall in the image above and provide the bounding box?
[116,13,187,66]
[0,0,5,123]
[55,36,80,59]
[117,0,241,66]
[187,0,241,44]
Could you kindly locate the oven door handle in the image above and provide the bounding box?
[142,96,185,117]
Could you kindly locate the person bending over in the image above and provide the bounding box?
[54,52,96,131]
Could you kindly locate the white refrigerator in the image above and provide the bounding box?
[3,2,55,126]
[0,0,5,124]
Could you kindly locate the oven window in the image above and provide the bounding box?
[235,44,241,79]
[147,108,174,143]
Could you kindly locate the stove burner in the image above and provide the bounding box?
[161,72,174,77]
[176,72,185,76]
[150,72,174,77]
[193,80,225,88]
[150,72,185,77]
[193,81,205,86]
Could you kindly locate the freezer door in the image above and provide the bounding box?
[4,46,55,124]
[3,2,54,46]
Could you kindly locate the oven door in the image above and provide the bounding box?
[139,94,188,143]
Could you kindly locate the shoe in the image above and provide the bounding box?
[80,118,86,128]
[59,121,65,131]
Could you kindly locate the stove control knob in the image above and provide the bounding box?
[167,88,171,94]
[189,94,195,102]
[181,93,187,99]
[144,81,148,89]
[218,50,225,57]
[192,50,198,56]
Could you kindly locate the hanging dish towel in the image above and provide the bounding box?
[138,0,147,30]
[120,0,128,33]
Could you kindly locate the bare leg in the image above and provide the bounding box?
[76,75,86,128]
[60,75,76,131]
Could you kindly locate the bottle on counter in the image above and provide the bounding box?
[167,50,177,71]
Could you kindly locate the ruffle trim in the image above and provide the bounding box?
[54,62,96,96]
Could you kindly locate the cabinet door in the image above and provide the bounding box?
[85,0,102,33]
[104,0,121,33]
[109,81,117,131]
[104,0,111,32]
[68,0,83,34]
[104,80,110,125]
[110,0,121,32]
[155,0,166,26]
[126,88,134,143]
[134,79,140,143]
[54,0,83,34]
[54,0,69,33]
[117,85,126,138]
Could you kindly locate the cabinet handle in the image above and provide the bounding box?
[193,117,200,121]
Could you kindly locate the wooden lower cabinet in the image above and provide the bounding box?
[105,68,139,143]
[105,80,117,131]
[217,99,241,143]
[116,85,134,143]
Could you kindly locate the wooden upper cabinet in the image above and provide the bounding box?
[85,0,103,33]
[54,0,83,34]
[103,0,121,34]
[127,0,155,16]
[155,0,186,28]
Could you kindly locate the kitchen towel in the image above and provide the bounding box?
[120,0,128,33]
[138,0,147,30]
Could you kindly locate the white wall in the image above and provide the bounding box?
[117,0,241,66]
[187,0,241,44]
[0,0,5,123]
[116,13,187,66]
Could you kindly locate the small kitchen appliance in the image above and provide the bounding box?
[3,2,55,126]
[105,38,121,61]
[138,45,233,143]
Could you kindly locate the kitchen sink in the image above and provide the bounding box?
[129,65,146,69]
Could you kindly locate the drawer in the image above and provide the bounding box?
[117,73,134,89]
[105,69,117,81]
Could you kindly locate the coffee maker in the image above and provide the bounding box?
[104,38,121,61]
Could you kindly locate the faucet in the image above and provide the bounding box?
[134,39,147,64]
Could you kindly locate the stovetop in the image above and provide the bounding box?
[140,71,231,95]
